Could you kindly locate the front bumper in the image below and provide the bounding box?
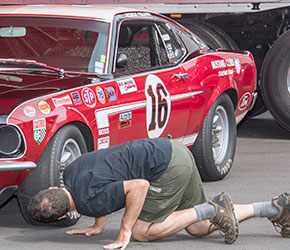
[0,161,37,171]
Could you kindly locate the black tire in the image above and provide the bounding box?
[180,21,238,50]
[17,124,87,226]
[191,94,237,181]
[260,29,290,131]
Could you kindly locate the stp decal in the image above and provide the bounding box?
[96,86,106,104]
[81,88,97,108]
[145,74,171,138]
[38,100,51,115]
[33,118,46,144]
[238,92,252,111]
[117,78,137,94]
[52,95,72,108]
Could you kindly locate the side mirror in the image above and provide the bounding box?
[116,53,128,69]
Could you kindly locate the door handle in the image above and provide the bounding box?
[173,73,189,81]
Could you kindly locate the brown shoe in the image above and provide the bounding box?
[270,192,290,238]
[209,192,239,244]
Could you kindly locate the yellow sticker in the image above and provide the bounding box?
[96,86,106,104]
[38,100,51,115]
[100,55,106,63]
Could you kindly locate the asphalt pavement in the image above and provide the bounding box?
[0,111,290,250]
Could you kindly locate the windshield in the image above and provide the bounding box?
[0,17,109,73]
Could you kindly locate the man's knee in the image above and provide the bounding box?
[132,220,153,242]
[132,230,150,242]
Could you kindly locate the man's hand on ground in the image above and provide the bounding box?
[66,225,103,236]
[103,230,132,250]
[66,216,107,236]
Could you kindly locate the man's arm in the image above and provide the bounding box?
[66,216,107,236]
[103,179,149,250]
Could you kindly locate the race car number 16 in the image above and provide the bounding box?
[145,74,171,138]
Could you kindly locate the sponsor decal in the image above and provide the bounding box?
[33,118,46,144]
[162,34,170,41]
[95,61,104,74]
[96,86,106,104]
[81,88,97,108]
[52,95,72,108]
[98,127,109,136]
[124,12,152,18]
[165,42,175,62]
[119,111,132,129]
[218,69,234,77]
[238,92,252,111]
[38,100,51,115]
[225,58,235,67]
[235,58,241,74]
[211,59,227,69]
[100,55,106,63]
[98,136,110,149]
[145,74,171,138]
[117,78,137,94]
[104,86,117,102]
[70,91,82,105]
[23,106,36,117]
[211,58,241,75]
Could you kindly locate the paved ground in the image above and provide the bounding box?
[1,111,290,250]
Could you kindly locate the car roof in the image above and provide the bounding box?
[0,4,136,22]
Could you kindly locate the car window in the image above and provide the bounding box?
[0,17,109,73]
[168,24,203,53]
[114,20,186,75]
[155,22,187,64]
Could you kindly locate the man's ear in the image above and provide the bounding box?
[49,186,59,190]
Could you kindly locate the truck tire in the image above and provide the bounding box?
[17,124,87,226]
[181,21,238,50]
[191,94,236,181]
[260,29,290,131]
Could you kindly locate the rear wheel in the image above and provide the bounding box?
[181,21,238,50]
[191,94,236,181]
[17,125,87,226]
[261,29,290,131]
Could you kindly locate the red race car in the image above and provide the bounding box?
[0,5,256,225]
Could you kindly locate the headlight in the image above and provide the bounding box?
[0,125,23,157]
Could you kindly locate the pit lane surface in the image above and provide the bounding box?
[1,111,289,250]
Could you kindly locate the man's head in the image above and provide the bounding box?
[28,188,70,223]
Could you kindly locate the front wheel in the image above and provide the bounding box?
[191,94,237,181]
[17,124,87,226]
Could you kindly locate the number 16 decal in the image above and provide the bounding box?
[145,74,171,138]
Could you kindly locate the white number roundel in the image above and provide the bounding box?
[145,74,171,138]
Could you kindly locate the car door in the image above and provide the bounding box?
[112,17,193,144]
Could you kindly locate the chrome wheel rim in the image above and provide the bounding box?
[59,138,81,186]
[212,105,229,164]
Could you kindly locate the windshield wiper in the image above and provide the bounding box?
[0,58,65,78]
